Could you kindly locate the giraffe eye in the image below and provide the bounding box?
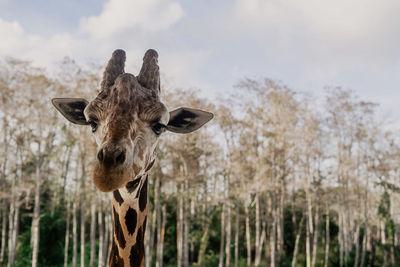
[89,121,98,133]
[152,123,165,136]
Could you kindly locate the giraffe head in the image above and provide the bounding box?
[52,49,213,192]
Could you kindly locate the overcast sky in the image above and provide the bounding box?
[1,0,400,119]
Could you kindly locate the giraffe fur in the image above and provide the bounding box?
[52,49,213,266]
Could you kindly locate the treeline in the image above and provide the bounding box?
[1,57,400,267]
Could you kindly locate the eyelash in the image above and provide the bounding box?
[152,123,165,135]
[89,121,98,133]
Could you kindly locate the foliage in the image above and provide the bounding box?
[1,58,400,267]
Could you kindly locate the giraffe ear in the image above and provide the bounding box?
[52,98,90,125]
[166,107,213,134]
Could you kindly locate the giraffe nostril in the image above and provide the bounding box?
[97,149,104,162]
[115,151,126,165]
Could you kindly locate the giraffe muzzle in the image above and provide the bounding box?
[97,147,126,168]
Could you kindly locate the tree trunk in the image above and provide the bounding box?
[12,199,20,264]
[155,176,162,267]
[161,204,167,266]
[270,209,276,267]
[259,221,266,265]
[339,212,343,267]
[72,201,78,267]
[369,233,376,267]
[145,210,153,267]
[156,204,167,267]
[353,223,360,267]
[31,160,41,267]
[306,213,311,267]
[198,222,210,266]
[361,173,370,267]
[80,203,85,267]
[360,227,367,267]
[106,212,113,266]
[245,204,251,267]
[64,201,71,267]
[7,178,16,267]
[381,220,387,267]
[50,190,57,217]
[224,172,231,267]
[8,194,20,267]
[0,199,7,262]
[198,180,209,266]
[177,184,183,267]
[278,182,285,261]
[218,202,226,267]
[390,242,395,266]
[98,204,104,267]
[344,211,350,265]
[292,213,305,267]
[90,199,96,267]
[255,193,260,266]
[80,153,86,267]
[0,124,9,263]
[234,210,239,267]
[183,180,189,267]
[225,201,231,267]
[311,205,320,267]
[389,218,396,265]
[12,147,23,262]
[147,174,160,267]
[61,146,72,204]
[324,207,330,267]
[306,165,313,267]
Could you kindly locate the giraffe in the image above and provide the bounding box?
[52,49,213,267]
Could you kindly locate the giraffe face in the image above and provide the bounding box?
[52,49,213,193]
[83,74,169,192]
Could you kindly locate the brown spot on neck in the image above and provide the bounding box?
[129,225,145,267]
[113,190,124,205]
[125,207,138,236]
[138,176,148,212]
[145,160,155,172]
[109,238,124,267]
[126,176,141,193]
[113,207,126,249]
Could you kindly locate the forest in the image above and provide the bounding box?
[1,56,400,267]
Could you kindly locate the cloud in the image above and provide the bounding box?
[233,0,400,56]
[233,0,400,81]
[80,0,184,39]
[161,48,213,91]
[229,0,400,118]
[234,0,400,39]
[0,0,186,68]
[0,17,85,67]
[0,1,214,101]
[0,18,24,53]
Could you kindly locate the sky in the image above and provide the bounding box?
[1,0,400,120]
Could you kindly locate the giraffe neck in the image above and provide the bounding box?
[109,175,149,267]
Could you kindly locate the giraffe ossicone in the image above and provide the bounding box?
[52,49,213,267]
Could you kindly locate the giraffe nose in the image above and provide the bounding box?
[115,150,126,165]
[97,148,126,167]
[97,149,104,162]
